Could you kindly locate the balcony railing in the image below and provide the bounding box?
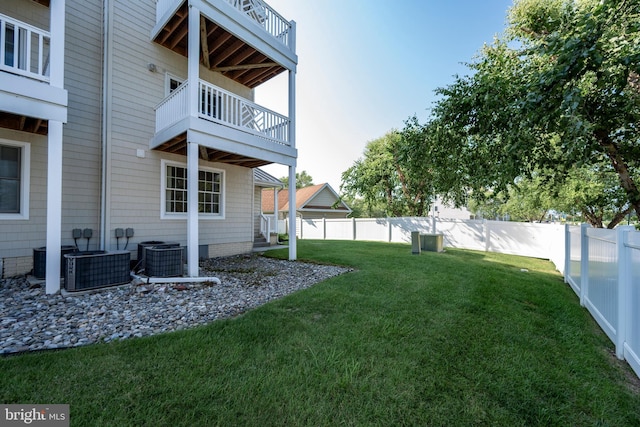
[0,13,50,82]
[156,0,293,50]
[224,0,292,49]
[155,79,290,146]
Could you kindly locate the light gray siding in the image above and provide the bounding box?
[308,187,339,208]
[0,0,103,262]
[104,0,255,256]
[61,0,103,245]
[1,0,269,275]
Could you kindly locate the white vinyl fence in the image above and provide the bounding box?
[279,216,640,378]
[565,224,640,378]
[280,217,565,270]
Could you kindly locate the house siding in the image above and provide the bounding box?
[103,0,256,259]
[0,0,103,275]
[0,0,282,277]
[254,187,262,236]
[61,0,103,246]
[307,187,339,208]
[2,0,49,30]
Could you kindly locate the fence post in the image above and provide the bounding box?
[616,226,634,360]
[352,217,356,240]
[484,220,490,252]
[388,218,392,242]
[322,218,326,240]
[432,216,436,234]
[564,224,571,283]
[580,223,589,307]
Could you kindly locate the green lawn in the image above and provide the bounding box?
[1,240,638,426]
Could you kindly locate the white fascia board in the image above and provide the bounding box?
[0,73,68,122]
[189,117,297,165]
[150,117,190,149]
[150,116,297,166]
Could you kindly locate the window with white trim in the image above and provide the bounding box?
[162,160,224,218]
[0,141,30,219]
[165,73,184,96]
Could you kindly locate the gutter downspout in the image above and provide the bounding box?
[100,0,114,250]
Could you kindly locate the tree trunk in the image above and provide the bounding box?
[595,130,640,219]
[583,208,604,228]
[606,207,633,229]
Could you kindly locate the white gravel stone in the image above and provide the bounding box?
[0,254,351,354]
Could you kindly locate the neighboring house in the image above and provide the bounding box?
[262,183,352,224]
[0,0,298,293]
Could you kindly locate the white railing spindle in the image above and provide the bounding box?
[154,79,290,146]
[197,80,289,145]
[0,13,50,82]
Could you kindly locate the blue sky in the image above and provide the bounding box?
[256,0,514,191]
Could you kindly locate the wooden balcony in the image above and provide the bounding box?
[151,79,295,167]
[152,0,297,89]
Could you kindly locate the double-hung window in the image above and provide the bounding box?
[162,160,224,219]
[0,141,30,219]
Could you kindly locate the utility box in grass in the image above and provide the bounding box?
[420,233,444,252]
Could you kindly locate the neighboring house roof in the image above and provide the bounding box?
[262,183,351,214]
[253,168,284,187]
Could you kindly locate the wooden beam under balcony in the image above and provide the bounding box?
[153,4,286,89]
[0,112,48,135]
[154,132,272,168]
[33,0,50,6]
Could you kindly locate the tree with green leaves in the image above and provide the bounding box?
[279,170,314,189]
[430,0,640,223]
[341,129,434,217]
[554,163,632,228]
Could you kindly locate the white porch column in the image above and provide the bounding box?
[49,0,65,89]
[273,188,278,234]
[45,0,66,294]
[186,3,200,276]
[288,166,296,260]
[187,141,199,276]
[188,3,199,119]
[46,121,63,294]
[287,63,297,260]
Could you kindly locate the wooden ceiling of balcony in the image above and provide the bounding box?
[0,112,48,135]
[156,132,272,168]
[154,3,286,89]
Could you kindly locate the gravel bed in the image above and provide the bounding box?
[0,254,352,354]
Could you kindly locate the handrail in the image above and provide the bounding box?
[198,80,289,145]
[0,13,51,82]
[154,79,290,146]
[156,0,293,50]
[224,0,293,49]
[155,81,189,132]
[259,213,271,239]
